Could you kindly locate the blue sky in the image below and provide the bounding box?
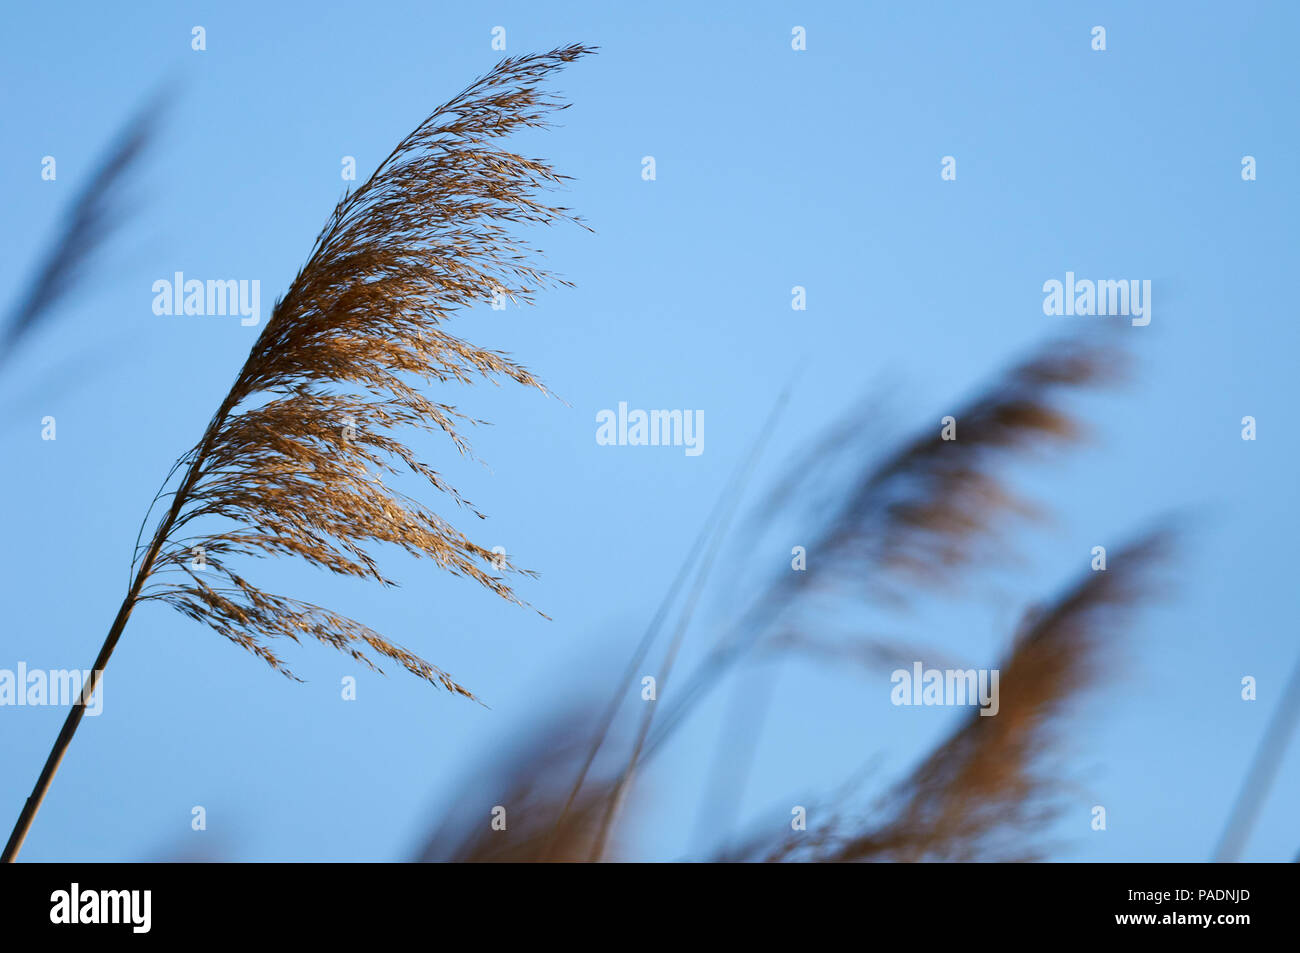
[1,1,1297,861]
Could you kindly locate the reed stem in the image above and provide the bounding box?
[2,590,137,862]
[2,401,226,862]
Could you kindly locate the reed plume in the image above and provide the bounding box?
[437,335,1180,863]
[736,529,1175,862]
[415,709,625,863]
[1,94,159,368]
[641,336,1125,764]
[2,44,593,862]
[764,337,1122,604]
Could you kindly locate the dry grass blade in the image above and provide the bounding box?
[748,528,1175,863]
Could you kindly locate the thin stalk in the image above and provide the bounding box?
[586,484,734,862]
[2,396,235,862]
[690,657,777,856]
[540,392,791,859]
[3,586,142,861]
[540,512,710,859]
[586,385,791,861]
[1212,651,1300,862]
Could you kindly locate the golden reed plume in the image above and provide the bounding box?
[3,45,594,862]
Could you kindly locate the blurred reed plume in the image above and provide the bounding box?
[729,529,1174,862]
[1,93,160,369]
[3,45,593,863]
[414,710,627,863]
[416,335,1180,862]
[640,337,1127,767]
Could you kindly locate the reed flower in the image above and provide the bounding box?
[3,44,593,862]
[137,44,593,694]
